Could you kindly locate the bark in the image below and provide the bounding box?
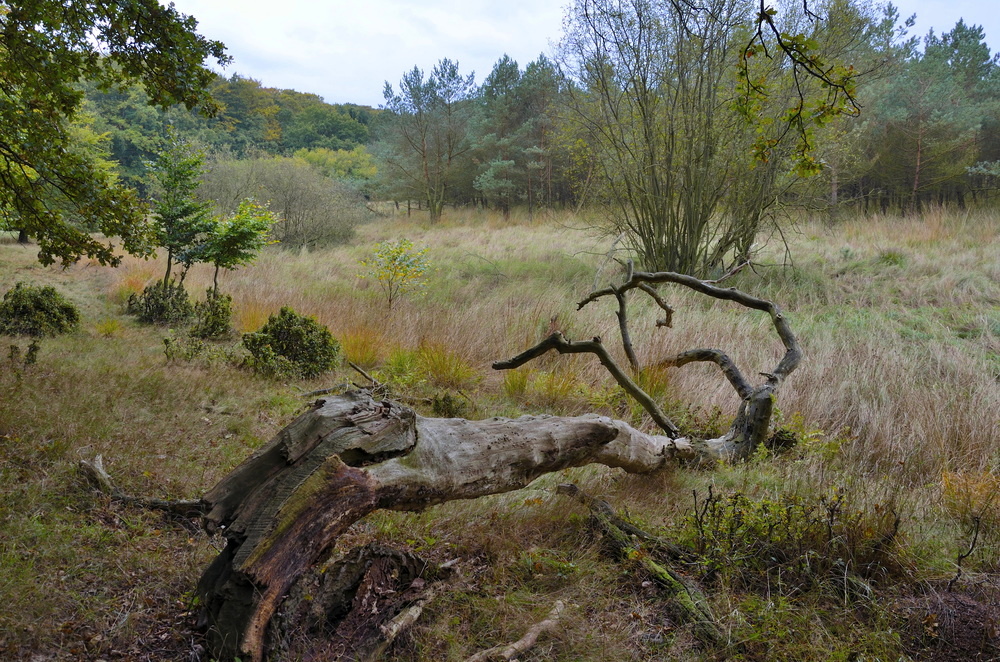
[197,390,714,661]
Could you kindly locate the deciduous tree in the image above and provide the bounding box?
[149,136,214,288]
[0,0,228,265]
[197,198,276,296]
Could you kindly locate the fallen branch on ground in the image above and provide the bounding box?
[557,483,722,645]
[79,454,203,517]
[465,600,567,662]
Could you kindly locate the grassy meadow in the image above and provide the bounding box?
[1,206,999,660]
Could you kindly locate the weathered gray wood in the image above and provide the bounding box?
[197,390,707,661]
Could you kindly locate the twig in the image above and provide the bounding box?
[704,260,751,284]
[464,601,567,662]
[948,516,981,592]
[375,580,452,656]
[349,361,380,387]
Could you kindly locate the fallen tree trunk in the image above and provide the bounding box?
[197,269,801,660]
[197,389,723,661]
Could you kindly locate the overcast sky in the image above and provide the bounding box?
[164,0,1000,107]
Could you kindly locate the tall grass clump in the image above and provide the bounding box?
[417,341,480,389]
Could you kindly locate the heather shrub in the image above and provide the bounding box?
[242,306,341,378]
[126,281,193,324]
[0,282,80,337]
[190,291,233,339]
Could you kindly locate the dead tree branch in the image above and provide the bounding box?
[79,454,204,517]
[493,332,680,437]
[557,483,722,645]
[497,266,801,461]
[657,349,753,399]
[464,600,567,662]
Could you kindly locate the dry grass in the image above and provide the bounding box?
[2,206,999,660]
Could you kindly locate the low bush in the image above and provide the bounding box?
[0,282,80,337]
[126,281,193,324]
[682,488,905,594]
[190,291,233,339]
[242,307,341,378]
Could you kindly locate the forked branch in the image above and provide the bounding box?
[493,332,680,437]
[496,265,802,460]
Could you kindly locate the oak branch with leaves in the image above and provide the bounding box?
[0,0,228,266]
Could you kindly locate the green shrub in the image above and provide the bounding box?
[0,282,80,337]
[242,307,341,378]
[190,291,233,339]
[431,392,468,418]
[126,281,193,324]
[682,488,904,594]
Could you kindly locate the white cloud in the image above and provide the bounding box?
[165,0,567,105]
[164,0,998,106]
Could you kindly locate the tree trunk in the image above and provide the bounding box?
[197,390,710,661]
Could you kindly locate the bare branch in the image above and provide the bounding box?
[465,601,567,662]
[556,483,722,644]
[658,349,753,399]
[610,269,801,386]
[493,333,680,437]
[79,455,204,517]
[612,286,639,372]
[703,260,751,284]
[636,283,674,328]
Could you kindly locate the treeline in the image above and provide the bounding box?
[835,18,1000,209]
[369,9,1000,221]
[76,1,1000,228]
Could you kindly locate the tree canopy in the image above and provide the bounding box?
[0,0,228,266]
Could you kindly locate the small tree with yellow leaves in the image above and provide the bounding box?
[359,239,430,310]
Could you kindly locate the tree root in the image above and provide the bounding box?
[269,543,455,662]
